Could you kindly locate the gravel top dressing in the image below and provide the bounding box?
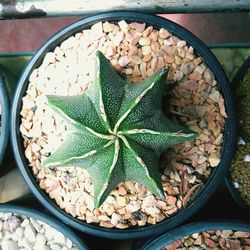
[164,229,250,250]
[230,142,250,207]
[20,21,227,228]
[229,65,250,208]
[0,212,78,250]
[237,67,250,139]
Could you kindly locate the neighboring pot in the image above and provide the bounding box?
[0,204,89,249]
[231,56,250,141]
[11,12,236,239]
[225,56,250,213]
[139,220,250,250]
[0,70,9,166]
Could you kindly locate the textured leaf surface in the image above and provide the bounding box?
[47,94,108,134]
[43,51,197,207]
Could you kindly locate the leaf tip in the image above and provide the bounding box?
[159,66,169,77]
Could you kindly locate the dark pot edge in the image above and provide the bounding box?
[224,56,250,213]
[0,71,9,166]
[139,220,250,250]
[0,204,89,250]
[11,11,237,239]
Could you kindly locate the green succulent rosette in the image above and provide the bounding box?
[43,51,197,207]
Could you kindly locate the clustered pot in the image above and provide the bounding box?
[11,12,236,239]
[0,70,9,167]
[225,56,250,212]
[0,204,88,249]
[139,220,250,250]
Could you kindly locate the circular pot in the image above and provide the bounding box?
[11,11,236,239]
[225,56,250,213]
[139,220,250,250]
[0,70,9,166]
[0,204,89,249]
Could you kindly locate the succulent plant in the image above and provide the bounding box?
[43,51,197,207]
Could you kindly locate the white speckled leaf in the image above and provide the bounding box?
[88,51,126,128]
[121,139,164,199]
[47,94,108,134]
[118,69,166,131]
[120,67,168,117]
[84,141,124,207]
[123,112,197,155]
[43,123,110,168]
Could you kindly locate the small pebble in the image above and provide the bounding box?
[165,230,250,249]
[0,213,79,249]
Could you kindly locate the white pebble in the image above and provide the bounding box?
[113,31,124,46]
[44,225,56,241]
[35,233,47,248]
[24,224,37,242]
[177,40,186,47]
[91,22,103,38]
[3,231,11,240]
[21,218,30,227]
[50,243,62,250]
[126,201,141,213]
[66,238,73,248]
[30,217,41,232]
[110,213,121,226]
[53,231,66,245]
[118,20,129,33]
[244,155,250,162]
[233,182,240,189]
[1,239,19,250]
[3,221,9,231]
[60,36,77,50]
[18,237,32,249]
[238,137,246,145]
[15,227,24,238]
[118,56,130,67]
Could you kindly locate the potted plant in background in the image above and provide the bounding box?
[0,204,88,249]
[139,220,250,250]
[0,70,9,167]
[225,56,250,213]
[11,11,236,239]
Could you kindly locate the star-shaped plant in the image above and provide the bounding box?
[43,51,197,207]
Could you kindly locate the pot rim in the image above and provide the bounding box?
[11,11,237,239]
[224,56,250,212]
[0,204,89,250]
[0,71,9,166]
[139,220,250,250]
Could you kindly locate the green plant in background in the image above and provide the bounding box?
[237,68,250,139]
[43,51,197,207]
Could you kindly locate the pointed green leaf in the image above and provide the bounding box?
[120,136,165,199]
[123,112,197,155]
[43,123,111,168]
[47,94,108,134]
[84,140,124,207]
[86,51,126,128]
[118,68,167,131]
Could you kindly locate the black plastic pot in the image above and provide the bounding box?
[225,56,250,213]
[0,204,88,250]
[139,220,250,250]
[11,11,236,239]
[0,70,9,166]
